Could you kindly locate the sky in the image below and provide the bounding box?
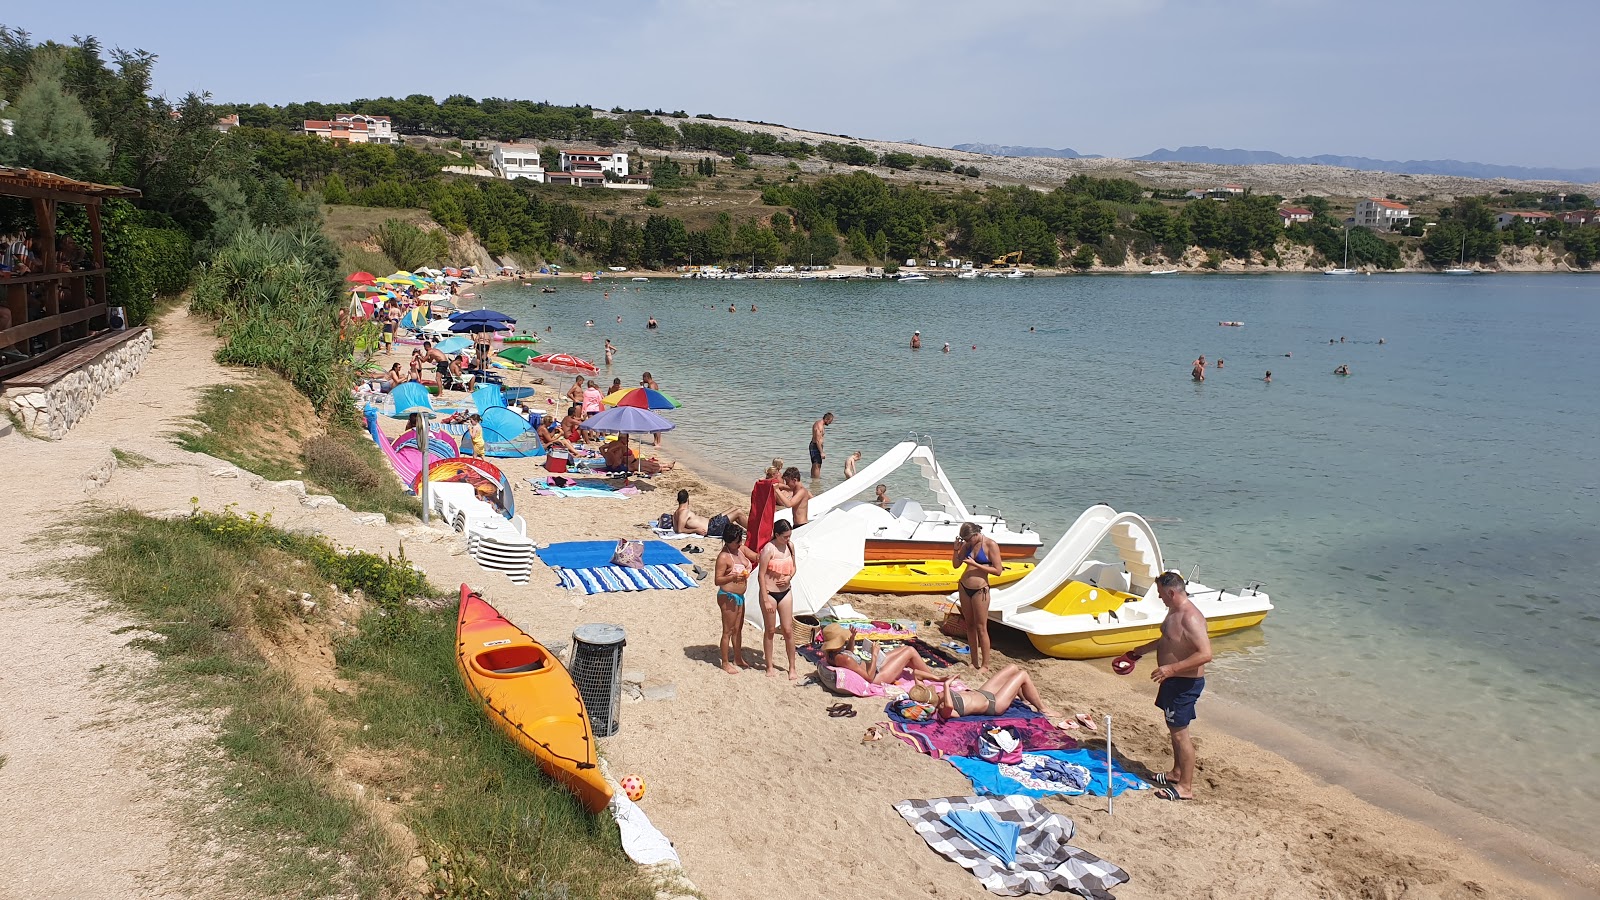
[11,1,1599,170]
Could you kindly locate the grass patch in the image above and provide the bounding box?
[75,506,653,899]
[179,376,421,521]
[110,448,157,469]
[74,507,433,896]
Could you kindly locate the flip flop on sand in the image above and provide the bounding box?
[1153,787,1193,801]
[826,704,856,718]
[1075,712,1098,731]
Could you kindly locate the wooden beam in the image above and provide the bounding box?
[0,183,133,203]
[87,200,105,270]
[0,269,110,288]
[0,303,107,346]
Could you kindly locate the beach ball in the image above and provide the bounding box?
[620,774,646,802]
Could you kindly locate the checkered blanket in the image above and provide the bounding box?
[552,564,697,594]
[893,796,1129,898]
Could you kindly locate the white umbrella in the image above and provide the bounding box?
[420,318,455,337]
[744,509,869,632]
[415,267,443,276]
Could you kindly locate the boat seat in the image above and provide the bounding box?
[888,498,926,523]
[491,661,544,674]
[1075,562,1131,593]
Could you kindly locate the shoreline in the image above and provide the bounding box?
[506,264,1598,281]
[607,374,1600,895]
[364,339,1598,896]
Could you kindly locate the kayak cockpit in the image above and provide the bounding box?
[474,644,548,677]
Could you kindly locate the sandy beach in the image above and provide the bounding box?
[354,335,1595,898]
[3,309,1595,898]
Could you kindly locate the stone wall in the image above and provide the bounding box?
[3,328,154,439]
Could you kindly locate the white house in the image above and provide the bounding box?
[558,149,629,178]
[1494,210,1552,230]
[1354,198,1413,231]
[1278,207,1314,227]
[303,114,396,144]
[491,145,546,183]
[338,113,394,144]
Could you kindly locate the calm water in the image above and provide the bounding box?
[480,273,1600,854]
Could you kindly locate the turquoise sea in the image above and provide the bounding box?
[478,272,1600,856]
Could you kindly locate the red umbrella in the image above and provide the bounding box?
[346,271,377,284]
[528,352,599,375]
[443,267,463,276]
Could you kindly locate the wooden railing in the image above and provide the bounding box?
[0,268,113,380]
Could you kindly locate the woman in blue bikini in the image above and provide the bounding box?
[713,524,759,674]
[953,521,1004,673]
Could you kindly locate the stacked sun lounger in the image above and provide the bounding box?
[428,482,537,583]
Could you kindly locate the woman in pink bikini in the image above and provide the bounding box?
[758,520,800,680]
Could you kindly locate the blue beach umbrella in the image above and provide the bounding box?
[580,405,676,435]
[449,308,516,325]
[433,336,473,355]
[449,319,513,334]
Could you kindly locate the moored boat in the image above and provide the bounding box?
[455,586,612,812]
[844,558,1036,594]
[980,505,1273,659]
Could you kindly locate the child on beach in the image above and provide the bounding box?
[468,415,486,459]
[713,524,759,674]
[844,451,862,479]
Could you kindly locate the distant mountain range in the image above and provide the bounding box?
[952,142,1600,183]
[951,143,1091,159]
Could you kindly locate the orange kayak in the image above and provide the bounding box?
[455,585,612,813]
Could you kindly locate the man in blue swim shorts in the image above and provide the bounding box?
[809,411,833,479]
[1118,571,1213,801]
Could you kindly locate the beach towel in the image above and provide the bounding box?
[649,524,697,541]
[894,795,1130,898]
[947,749,1149,799]
[552,564,697,594]
[815,616,921,643]
[609,794,680,866]
[527,478,639,499]
[817,664,971,699]
[885,703,1078,760]
[536,540,692,568]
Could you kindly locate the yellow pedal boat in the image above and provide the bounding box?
[844,559,1035,594]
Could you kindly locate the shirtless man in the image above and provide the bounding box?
[422,341,449,365]
[600,434,635,472]
[1191,355,1207,382]
[1114,571,1214,801]
[910,331,921,350]
[772,467,813,527]
[673,489,748,537]
[809,412,834,479]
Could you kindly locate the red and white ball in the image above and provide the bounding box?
[620,774,646,802]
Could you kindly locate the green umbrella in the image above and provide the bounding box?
[497,345,543,364]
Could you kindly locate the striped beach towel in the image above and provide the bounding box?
[552,564,697,594]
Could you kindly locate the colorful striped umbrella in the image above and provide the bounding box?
[601,387,680,409]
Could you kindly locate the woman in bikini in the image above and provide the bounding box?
[713,524,759,674]
[758,520,800,681]
[937,665,1058,720]
[953,521,1003,673]
[818,624,948,685]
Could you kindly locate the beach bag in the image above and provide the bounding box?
[940,611,968,639]
[891,697,938,722]
[611,539,645,569]
[976,725,1024,765]
[656,513,674,531]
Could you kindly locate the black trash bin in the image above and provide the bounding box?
[569,623,626,737]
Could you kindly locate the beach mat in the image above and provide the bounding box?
[553,564,697,594]
[536,540,691,568]
[947,748,1149,799]
[528,478,638,499]
[885,703,1078,760]
[894,795,1129,898]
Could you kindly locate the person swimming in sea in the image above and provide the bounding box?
[1264,371,1272,383]
[1334,365,1350,376]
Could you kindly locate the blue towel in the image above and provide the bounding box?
[940,810,1019,866]
[947,748,1150,798]
[535,540,691,568]
[553,564,695,594]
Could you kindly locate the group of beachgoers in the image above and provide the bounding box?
[690,411,1214,801]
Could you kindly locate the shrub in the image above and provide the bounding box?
[302,433,383,495]
[372,218,446,271]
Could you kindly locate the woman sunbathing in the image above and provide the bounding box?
[818,624,947,685]
[936,665,1058,719]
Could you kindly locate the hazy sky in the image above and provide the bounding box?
[11,1,1598,169]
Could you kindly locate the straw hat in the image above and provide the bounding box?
[819,624,852,654]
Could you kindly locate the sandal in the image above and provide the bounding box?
[861,726,883,743]
[1075,712,1098,731]
[826,703,856,718]
[1153,786,1193,802]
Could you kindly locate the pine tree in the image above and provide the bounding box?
[0,52,110,179]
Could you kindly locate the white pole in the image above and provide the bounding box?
[419,410,431,525]
[1105,714,1113,816]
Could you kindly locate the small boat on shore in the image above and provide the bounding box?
[981,505,1272,659]
[789,441,1043,561]
[894,272,929,282]
[456,586,611,812]
[1149,268,1179,275]
[845,558,1035,594]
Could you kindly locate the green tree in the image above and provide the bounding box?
[0,51,109,179]
[322,172,350,204]
[1069,245,1096,269]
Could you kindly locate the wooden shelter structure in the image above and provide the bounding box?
[0,166,140,380]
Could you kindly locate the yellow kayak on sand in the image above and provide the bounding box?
[844,559,1036,594]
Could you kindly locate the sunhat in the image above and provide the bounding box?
[819,624,852,653]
